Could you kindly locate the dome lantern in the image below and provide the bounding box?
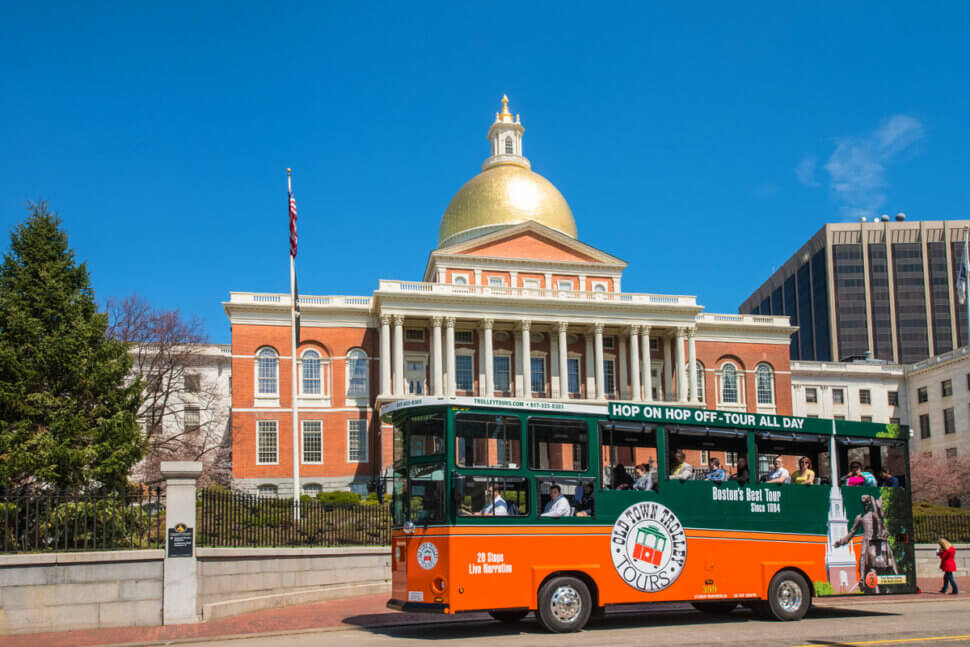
[484,94,529,171]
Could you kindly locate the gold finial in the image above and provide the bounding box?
[500,94,512,118]
[287,168,292,175]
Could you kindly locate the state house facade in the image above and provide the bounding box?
[225,97,796,495]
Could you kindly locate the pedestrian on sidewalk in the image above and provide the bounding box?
[937,537,958,595]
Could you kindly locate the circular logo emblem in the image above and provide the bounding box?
[416,541,439,570]
[610,502,687,593]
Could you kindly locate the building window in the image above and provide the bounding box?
[942,379,953,397]
[722,364,739,403]
[256,348,279,395]
[889,417,900,424]
[303,483,322,496]
[603,336,615,350]
[257,484,278,498]
[919,414,931,439]
[301,349,322,395]
[406,359,425,395]
[755,364,774,405]
[456,354,474,391]
[833,388,844,405]
[257,420,278,464]
[347,419,367,463]
[302,420,322,463]
[604,358,616,395]
[346,349,368,399]
[557,279,574,291]
[695,361,705,401]
[184,374,200,393]
[917,386,928,403]
[944,407,955,434]
[455,330,474,344]
[946,447,958,459]
[488,276,505,287]
[494,356,511,392]
[834,415,845,420]
[859,389,871,405]
[452,274,468,285]
[183,405,200,433]
[504,136,514,154]
[592,282,608,293]
[567,358,581,395]
[888,391,899,406]
[531,356,546,394]
[405,328,425,342]
[861,416,872,423]
[805,387,817,404]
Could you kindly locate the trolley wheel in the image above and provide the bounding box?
[488,610,529,623]
[763,570,811,621]
[690,601,739,615]
[536,576,592,633]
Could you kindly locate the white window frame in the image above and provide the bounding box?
[522,277,541,296]
[487,276,506,287]
[405,354,428,395]
[557,279,574,291]
[451,273,471,285]
[256,420,279,465]
[302,483,322,496]
[755,363,775,406]
[603,355,617,398]
[455,330,474,345]
[299,348,331,401]
[347,419,368,463]
[302,420,323,464]
[455,350,476,393]
[257,484,278,498]
[530,352,547,395]
[345,348,369,405]
[183,405,201,433]
[405,328,425,342]
[718,362,742,407]
[493,352,512,394]
[590,280,609,293]
[695,361,705,402]
[255,347,280,398]
[567,354,582,396]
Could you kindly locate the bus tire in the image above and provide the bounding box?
[691,601,738,615]
[536,576,592,633]
[488,610,528,623]
[764,570,810,621]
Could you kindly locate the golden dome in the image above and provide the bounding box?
[438,164,577,247]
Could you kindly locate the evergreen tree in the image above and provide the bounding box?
[0,203,144,491]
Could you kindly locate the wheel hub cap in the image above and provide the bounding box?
[777,580,802,612]
[550,585,582,623]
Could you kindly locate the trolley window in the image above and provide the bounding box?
[668,426,748,483]
[455,413,521,468]
[600,422,657,490]
[755,431,830,485]
[528,418,588,472]
[455,476,529,517]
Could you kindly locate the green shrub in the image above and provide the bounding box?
[813,581,834,596]
[316,491,362,505]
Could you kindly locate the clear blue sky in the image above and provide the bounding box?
[2,3,968,343]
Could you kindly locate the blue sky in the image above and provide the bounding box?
[2,3,968,343]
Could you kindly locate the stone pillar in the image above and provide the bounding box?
[687,326,698,403]
[629,325,641,402]
[675,328,687,403]
[514,328,524,397]
[445,317,456,396]
[392,315,404,396]
[161,461,202,625]
[551,329,561,398]
[558,322,569,398]
[618,334,628,400]
[432,316,443,396]
[380,314,391,397]
[483,319,494,397]
[594,322,606,400]
[663,334,672,401]
[640,326,652,402]
[520,321,532,399]
[584,333,595,398]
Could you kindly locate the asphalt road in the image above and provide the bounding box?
[182,598,970,647]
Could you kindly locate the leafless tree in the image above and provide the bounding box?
[107,295,231,487]
[910,452,970,507]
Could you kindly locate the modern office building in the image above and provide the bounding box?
[740,220,970,364]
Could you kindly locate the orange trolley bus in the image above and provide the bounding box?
[383,397,915,632]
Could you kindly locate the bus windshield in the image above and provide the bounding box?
[392,411,445,526]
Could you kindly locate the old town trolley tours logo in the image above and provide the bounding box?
[610,502,687,593]
[416,541,439,570]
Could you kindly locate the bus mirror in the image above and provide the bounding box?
[403,521,415,535]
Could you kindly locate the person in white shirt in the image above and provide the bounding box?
[765,457,791,484]
[541,485,572,517]
[478,483,508,516]
[669,450,694,480]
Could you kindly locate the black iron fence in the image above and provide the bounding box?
[197,488,390,547]
[0,488,165,553]
[914,514,970,543]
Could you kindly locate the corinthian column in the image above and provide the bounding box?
[483,319,494,397]
[675,327,687,403]
[379,314,391,397]
[431,316,443,396]
[520,320,532,399]
[445,317,456,396]
[629,325,641,402]
[558,322,569,398]
[640,326,652,402]
[594,322,606,401]
[392,315,404,396]
[687,326,698,404]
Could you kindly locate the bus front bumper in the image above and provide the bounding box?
[387,599,450,613]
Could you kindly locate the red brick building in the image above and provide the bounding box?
[225,97,795,495]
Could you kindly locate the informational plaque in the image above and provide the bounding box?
[167,522,193,558]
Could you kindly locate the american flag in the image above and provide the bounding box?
[959,236,969,305]
[289,180,298,258]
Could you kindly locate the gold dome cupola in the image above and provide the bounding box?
[437,96,577,248]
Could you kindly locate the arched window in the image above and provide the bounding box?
[695,361,705,401]
[347,349,369,399]
[504,136,514,154]
[301,349,321,395]
[756,364,774,405]
[302,483,322,496]
[721,363,738,403]
[452,275,468,285]
[256,348,279,395]
[257,484,278,498]
[593,283,607,292]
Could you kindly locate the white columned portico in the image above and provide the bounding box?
[687,326,698,404]
[392,315,404,396]
[558,322,569,399]
[380,314,391,397]
[662,334,672,401]
[431,316,443,396]
[445,317,456,396]
[584,333,595,398]
[483,319,495,397]
[520,320,532,399]
[618,334,628,400]
[594,322,605,401]
[629,325,641,402]
[640,326,652,402]
[675,327,687,403]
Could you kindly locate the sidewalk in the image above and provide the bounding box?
[2,577,966,647]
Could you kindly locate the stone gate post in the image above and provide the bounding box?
[160,461,202,625]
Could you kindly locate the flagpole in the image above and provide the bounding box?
[964,226,969,348]
[289,168,301,520]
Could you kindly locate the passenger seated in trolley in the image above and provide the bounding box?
[611,463,634,490]
[573,482,595,517]
[704,457,727,482]
[669,450,693,480]
[541,484,572,518]
[730,456,750,483]
[764,457,791,484]
[475,483,508,516]
[792,457,816,484]
[633,463,653,490]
